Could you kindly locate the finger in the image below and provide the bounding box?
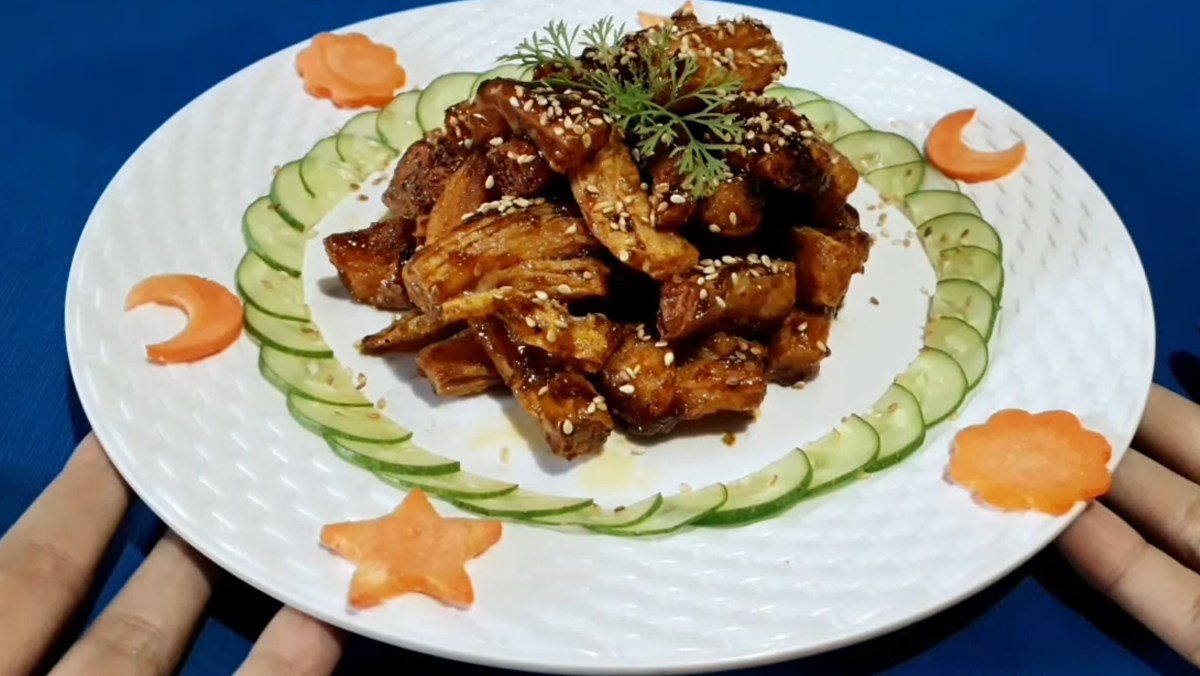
[1134,385,1200,482]
[237,607,344,676]
[1106,449,1200,571]
[51,532,216,676]
[0,434,133,675]
[1058,502,1200,666]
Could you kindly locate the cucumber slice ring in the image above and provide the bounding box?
[590,484,728,537]
[696,450,812,526]
[327,436,460,476]
[451,489,594,519]
[803,415,881,496]
[287,393,411,444]
[896,348,969,426]
[863,384,926,472]
[920,212,1003,260]
[930,279,998,340]
[924,317,989,389]
[531,493,664,528]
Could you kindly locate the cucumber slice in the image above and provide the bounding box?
[803,415,880,496]
[825,100,870,140]
[258,345,370,406]
[471,64,530,95]
[865,160,924,201]
[376,90,425,150]
[904,190,981,225]
[793,99,836,140]
[930,279,998,340]
[327,436,458,475]
[336,134,396,177]
[339,110,385,139]
[531,493,663,528]
[935,245,1004,298]
[300,138,357,203]
[695,450,812,526]
[244,304,331,358]
[236,252,310,321]
[919,213,1002,260]
[833,130,922,174]
[269,161,327,231]
[417,72,479,132]
[863,384,926,472]
[242,197,307,276]
[918,163,959,192]
[590,484,728,536]
[287,393,411,444]
[895,348,968,426]
[375,469,517,500]
[765,85,823,107]
[924,317,989,389]
[451,489,593,519]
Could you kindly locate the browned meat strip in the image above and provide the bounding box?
[697,176,764,238]
[645,155,697,231]
[383,139,466,220]
[323,216,414,311]
[658,255,796,342]
[423,153,490,243]
[416,331,502,397]
[598,329,683,435]
[402,204,597,313]
[570,138,699,280]
[445,98,509,149]
[672,18,786,95]
[474,320,614,459]
[767,309,833,385]
[677,333,767,420]
[477,79,611,173]
[360,312,459,354]
[485,138,554,198]
[792,226,871,309]
[477,258,609,299]
[492,296,621,373]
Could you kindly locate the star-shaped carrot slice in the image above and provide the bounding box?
[320,489,502,609]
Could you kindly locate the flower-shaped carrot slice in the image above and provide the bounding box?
[320,489,502,610]
[949,410,1112,515]
[125,274,243,364]
[295,33,407,109]
[926,109,1027,183]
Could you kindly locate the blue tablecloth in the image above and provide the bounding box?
[2,0,1197,672]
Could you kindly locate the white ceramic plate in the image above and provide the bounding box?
[65,1,1153,672]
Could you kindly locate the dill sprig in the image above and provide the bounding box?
[501,18,746,196]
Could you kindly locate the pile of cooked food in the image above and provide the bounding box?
[324,9,870,460]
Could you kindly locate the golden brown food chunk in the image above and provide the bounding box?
[402,204,597,312]
[646,155,697,231]
[571,138,699,280]
[383,139,466,220]
[598,330,683,435]
[767,309,833,385]
[477,258,609,299]
[697,176,764,238]
[822,203,861,231]
[677,333,767,420]
[416,331,502,397]
[445,98,509,148]
[658,256,796,342]
[672,18,786,95]
[323,216,414,311]
[485,138,554,198]
[792,227,871,309]
[423,153,490,243]
[492,296,621,373]
[477,80,611,173]
[474,321,614,459]
[360,311,459,354]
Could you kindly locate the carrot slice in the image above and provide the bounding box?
[295,33,408,109]
[948,410,1112,516]
[639,1,695,28]
[320,489,502,610]
[125,274,243,364]
[926,109,1027,183]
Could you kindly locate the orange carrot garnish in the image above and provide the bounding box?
[926,109,1027,183]
[295,33,408,109]
[125,274,243,364]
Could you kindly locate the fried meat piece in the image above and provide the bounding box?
[677,333,767,420]
[402,204,597,312]
[492,296,621,373]
[697,176,764,238]
[360,311,460,354]
[570,138,699,280]
[445,98,509,148]
[383,139,466,220]
[822,203,861,231]
[792,226,871,309]
[672,17,786,95]
[658,256,796,342]
[767,309,833,385]
[485,138,554,198]
[438,259,610,324]
[416,330,502,397]
[474,320,614,459]
[477,80,611,173]
[646,155,697,231]
[323,216,414,310]
[598,330,683,435]
[423,153,491,243]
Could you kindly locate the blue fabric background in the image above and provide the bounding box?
[2,0,1198,673]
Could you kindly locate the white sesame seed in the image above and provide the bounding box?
[535,290,549,300]
[546,329,558,343]
[618,250,630,262]
[699,288,709,299]
[708,223,721,233]
[729,212,739,225]
[557,284,572,295]
[619,384,636,394]
[565,224,578,235]
[561,419,574,435]
[664,351,675,366]
[669,193,686,204]
[538,385,550,396]
[485,175,495,189]
[716,296,727,308]
[489,137,503,146]
[509,96,520,107]
[525,316,537,328]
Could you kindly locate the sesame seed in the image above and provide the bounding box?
[708,223,721,233]
[561,419,574,435]
[729,212,738,225]
[546,329,558,343]
[669,193,686,204]
[619,384,636,394]
[525,316,537,328]
[565,224,578,235]
[485,175,495,189]
[716,296,727,308]
[618,250,630,262]
[535,290,549,300]
[664,351,675,366]
[557,284,572,295]
[699,288,709,299]
[489,137,503,146]
[509,96,520,107]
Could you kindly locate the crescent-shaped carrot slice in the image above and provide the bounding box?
[926,109,1027,183]
[126,274,243,364]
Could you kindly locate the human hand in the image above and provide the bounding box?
[1059,384,1200,666]
[0,433,343,675]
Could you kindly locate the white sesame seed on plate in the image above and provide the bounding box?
[618,384,636,394]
